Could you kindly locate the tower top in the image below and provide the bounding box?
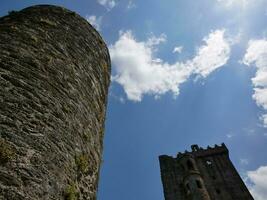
[159,143,228,161]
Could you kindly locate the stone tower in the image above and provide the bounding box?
[0,5,110,200]
[159,144,254,200]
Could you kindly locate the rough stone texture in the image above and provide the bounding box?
[159,144,254,200]
[0,5,110,200]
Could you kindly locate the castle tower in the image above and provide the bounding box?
[0,5,110,199]
[159,144,254,200]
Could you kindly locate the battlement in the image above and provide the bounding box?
[159,143,228,162]
[177,143,228,159]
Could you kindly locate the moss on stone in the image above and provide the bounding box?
[64,183,77,200]
[75,154,89,173]
[62,104,70,113]
[82,132,91,142]
[30,35,38,43]
[0,138,15,163]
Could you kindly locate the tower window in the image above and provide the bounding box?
[187,160,195,170]
[206,160,212,166]
[186,183,190,192]
[216,189,221,194]
[196,180,202,189]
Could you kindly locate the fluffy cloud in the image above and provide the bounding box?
[110,29,231,101]
[216,0,249,8]
[97,0,116,10]
[127,0,136,10]
[191,30,231,77]
[110,31,191,101]
[86,15,102,31]
[173,46,183,54]
[247,165,267,200]
[243,39,267,126]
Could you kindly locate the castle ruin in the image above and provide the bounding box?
[159,144,254,200]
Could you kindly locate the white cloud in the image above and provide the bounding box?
[86,15,102,31]
[119,97,125,103]
[97,0,116,10]
[247,165,267,200]
[147,34,167,47]
[127,0,136,10]
[110,29,231,101]
[191,30,231,77]
[110,31,191,101]
[243,39,267,126]
[216,0,249,8]
[173,46,183,54]
[240,158,249,165]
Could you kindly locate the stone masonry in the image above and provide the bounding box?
[0,5,110,200]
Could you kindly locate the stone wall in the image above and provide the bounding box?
[0,5,110,200]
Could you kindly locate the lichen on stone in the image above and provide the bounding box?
[0,138,15,163]
[64,182,78,200]
[75,154,89,173]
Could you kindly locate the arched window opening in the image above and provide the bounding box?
[196,180,202,189]
[206,160,212,166]
[216,188,221,194]
[187,160,195,171]
[186,183,190,193]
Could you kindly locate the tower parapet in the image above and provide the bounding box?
[176,143,228,159]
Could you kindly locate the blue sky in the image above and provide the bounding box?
[1,0,267,199]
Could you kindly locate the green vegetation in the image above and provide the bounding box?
[64,183,77,200]
[62,104,71,114]
[0,138,15,163]
[82,131,92,142]
[75,154,89,173]
[30,35,38,43]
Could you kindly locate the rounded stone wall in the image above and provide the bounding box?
[0,5,110,199]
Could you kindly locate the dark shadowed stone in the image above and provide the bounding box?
[0,5,110,200]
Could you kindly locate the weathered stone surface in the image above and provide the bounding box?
[0,5,110,200]
[159,144,254,200]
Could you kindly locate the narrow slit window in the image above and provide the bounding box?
[216,189,221,194]
[187,160,195,170]
[206,160,212,166]
[186,183,190,192]
[196,180,202,189]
